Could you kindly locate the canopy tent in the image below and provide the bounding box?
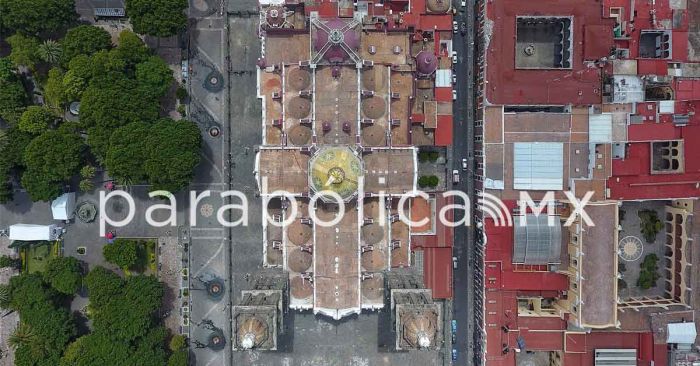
[51,192,76,221]
[8,224,60,242]
[667,322,697,344]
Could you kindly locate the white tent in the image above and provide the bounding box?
[8,224,59,241]
[51,192,76,221]
[667,322,697,345]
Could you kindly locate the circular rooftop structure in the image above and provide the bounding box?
[288,68,311,91]
[313,19,360,63]
[402,313,436,348]
[290,276,313,299]
[415,51,438,75]
[309,146,362,203]
[426,0,451,13]
[237,317,268,350]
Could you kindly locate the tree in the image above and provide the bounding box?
[8,322,39,351]
[105,122,150,184]
[136,56,174,98]
[0,58,15,81]
[78,165,95,192]
[18,106,54,134]
[0,255,20,269]
[43,257,82,295]
[126,0,187,37]
[3,273,76,366]
[22,129,85,201]
[7,34,40,69]
[7,273,57,312]
[0,78,28,125]
[0,0,76,35]
[0,127,33,173]
[143,119,202,192]
[418,175,439,188]
[60,333,131,366]
[102,239,138,269]
[37,40,62,65]
[80,78,159,160]
[169,334,187,352]
[112,31,150,69]
[84,266,123,309]
[44,68,67,111]
[92,274,163,341]
[61,25,112,65]
[168,350,188,366]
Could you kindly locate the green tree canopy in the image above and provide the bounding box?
[80,77,159,160]
[112,31,150,69]
[143,119,202,192]
[6,273,57,312]
[7,34,40,69]
[104,119,201,191]
[0,58,15,81]
[0,127,33,173]
[105,122,150,184]
[0,0,76,35]
[37,40,62,65]
[136,56,174,98]
[84,266,123,309]
[43,257,82,295]
[168,350,188,366]
[44,68,67,111]
[18,106,55,134]
[126,0,187,37]
[60,333,131,366]
[21,129,85,201]
[0,78,28,125]
[102,239,138,269]
[92,274,163,341]
[0,255,20,269]
[6,275,76,364]
[61,25,112,65]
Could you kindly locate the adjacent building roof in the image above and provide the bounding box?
[512,214,562,265]
[579,202,618,329]
[667,322,697,344]
[513,142,564,190]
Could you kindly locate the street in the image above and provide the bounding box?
[451,0,477,365]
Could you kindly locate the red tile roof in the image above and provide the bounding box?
[411,195,454,247]
[485,0,614,105]
[421,247,453,299]
[434,114,453,146]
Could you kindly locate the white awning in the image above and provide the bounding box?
[51,192,76,221]
[8,224,59,241]
[667,322,697,344]
[435,69,452,88]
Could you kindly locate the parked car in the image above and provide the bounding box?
[452,21,458,33]
[452,256,458,269]
[452,74,457,84]
[452,169,460,184]
[462,158,468,170]
[451,320,457,334]
[452,90,457,100]
[461,0,466,7]
[452,349,458,361]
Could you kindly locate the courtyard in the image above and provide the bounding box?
[617,200,669,300]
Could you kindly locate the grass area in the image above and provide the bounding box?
[21,241,60,273]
